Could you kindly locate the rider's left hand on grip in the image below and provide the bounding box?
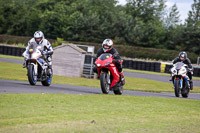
[42,51,48,55]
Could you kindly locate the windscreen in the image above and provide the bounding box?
[99,53,112,60]
[29,42,38,51]
[175,62,185,70]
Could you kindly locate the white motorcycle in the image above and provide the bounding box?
[23,42,53,86]
[170,62,190,98]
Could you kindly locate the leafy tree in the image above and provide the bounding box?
[182,0,200,55]
[163,4,183,50]
[125,0,166,47]
[164,4,181,28]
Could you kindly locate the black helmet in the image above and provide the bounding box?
[179,51,187,60]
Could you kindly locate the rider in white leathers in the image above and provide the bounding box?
[23,31,53,71]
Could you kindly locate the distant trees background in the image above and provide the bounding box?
[0,0,200,55]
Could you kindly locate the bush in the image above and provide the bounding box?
[0,34,55,46]
[52,38,66,48]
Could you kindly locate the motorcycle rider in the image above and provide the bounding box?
[23,31,53,74]
[93,39,125,85]
[172,51,193,90]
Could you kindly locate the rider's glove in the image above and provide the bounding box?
[112,59,119,64]
[42,51,48,55]
[112,59,116,63]
[188,68,193,75]
[113,53,118,59]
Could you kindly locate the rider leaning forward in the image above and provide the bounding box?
[23,31,53,72]
[172,51,193,90]
[93,39,125,85]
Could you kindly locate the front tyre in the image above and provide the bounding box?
[28,64,37,85]
[100,72,110,94]
[113,86,123,95]
[174,79,180,97]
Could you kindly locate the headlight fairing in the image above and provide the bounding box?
[178,67,187,75]
[96,63,102,67]
[104,62,111,66]
[31,53,39,59]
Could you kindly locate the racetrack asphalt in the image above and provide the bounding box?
[1,79,200,100]
[0,57,200,100]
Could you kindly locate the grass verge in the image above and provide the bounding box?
[0,94,200,133]
[1,62,200,93]
[0,54,23,60]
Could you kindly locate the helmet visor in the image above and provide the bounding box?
[35,37,42,42]
[103,45,110,49]
[180,57,184,60]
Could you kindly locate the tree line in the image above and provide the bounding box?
[0,0,200,55]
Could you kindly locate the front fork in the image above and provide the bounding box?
[28,61,38,76]
[173,76,189,89]
[173,77,183,89]
[99,70,111,85]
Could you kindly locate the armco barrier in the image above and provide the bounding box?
[164,64,173,73]
[122,60,161,72]
[0,45,25,56]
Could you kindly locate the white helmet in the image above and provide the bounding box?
[34,31,44,44]
[102,39,113,52]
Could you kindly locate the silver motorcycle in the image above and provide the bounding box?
[23,43,53,86]
[170,62,190,98]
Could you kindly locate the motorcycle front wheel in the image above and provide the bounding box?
[100,72,110,94]
[174,79,180,97]
[28,64,37,85]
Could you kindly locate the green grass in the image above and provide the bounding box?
[1,56,200,132]
[1,61,200,93]
[0,94,200,133]
[0,54,23,60]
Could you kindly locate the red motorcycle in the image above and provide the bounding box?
[95,53,124,95]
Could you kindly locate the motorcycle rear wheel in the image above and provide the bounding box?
[100,72,110,94]
[181,90,189,98]
[174,79,180,97]
[28,64,37,85]
[113,86,123,95]
[41,77,51,86]
[181,83,189,98]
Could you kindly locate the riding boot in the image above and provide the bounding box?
[120,71,125,85]
[22,59,26,68]
[48,63,53,77]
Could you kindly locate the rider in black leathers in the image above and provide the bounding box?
[172,51,193,90]
[93,39,125,85]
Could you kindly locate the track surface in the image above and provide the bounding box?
[0,58,200,100]
[1,79,200,100]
